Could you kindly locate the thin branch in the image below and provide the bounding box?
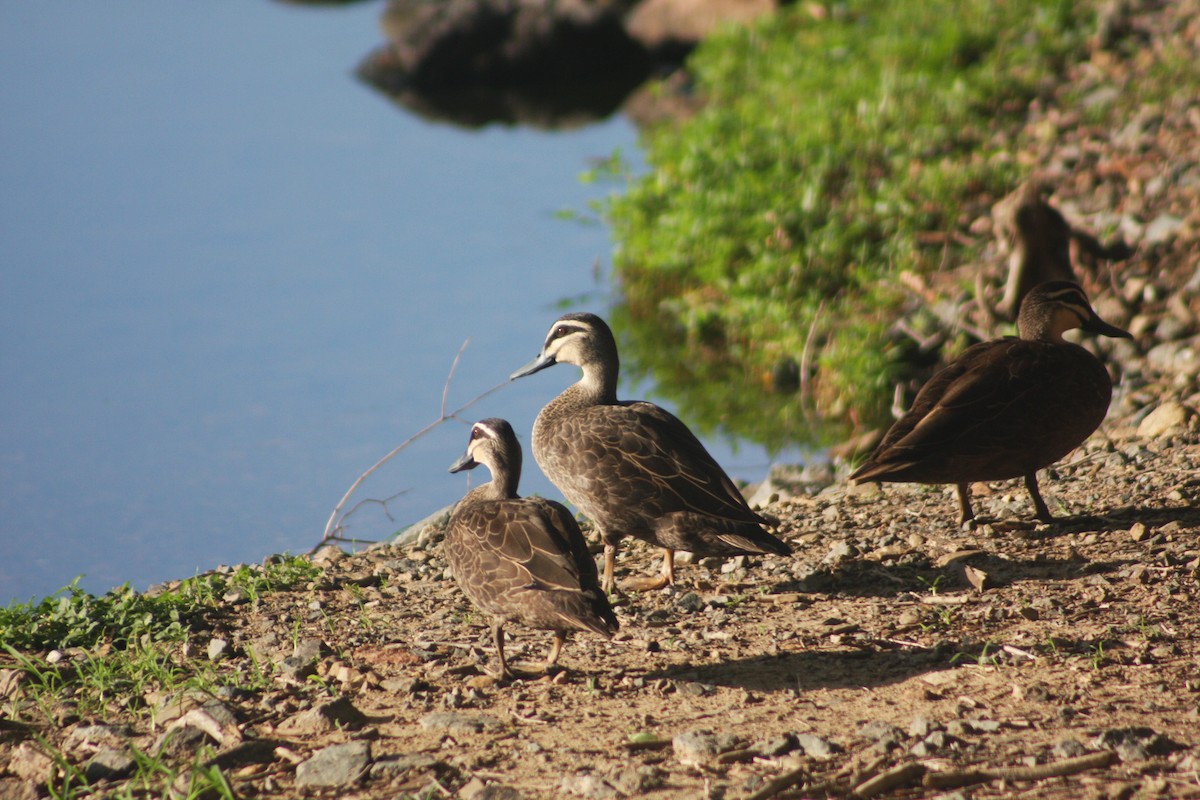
[316,339,509,550]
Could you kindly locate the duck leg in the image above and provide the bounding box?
[956,482,975,525]
[601,542,618,595]
[621,548,675,592]
[491,622,513,680]
[545,630,567,670]
[1024,472,1054,522]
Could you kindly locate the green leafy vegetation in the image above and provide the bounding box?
[606,0,1091,446]
[1,557,323,797]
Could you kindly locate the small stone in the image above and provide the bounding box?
[561,773,621,799]
[753,734,798,757]
[720,555,748,574]
[967,719,1001,734]
[1129,522,1148,542]
[908,716,938,738]
[279,655,318,681]
[1094,728,1173,761]
[154,723,210,758]
[278,697,369,736]
[65,724,126,751]
[369,753,442,780]
[0,779,37,800]
[295,741,370,787]
[418,711,502,734]
[676,592,705,613]
[310,545,346,565]
[794,733,838,758]
[84,747,136,782]
[824,540,857,563]
[1053,738,1088,759]
[0,669,24,700]
[1143,213,1184,245]
[8,742,54,783]
[207,638,230,662]
[672,730,739,766]
[859,720,903,743]
[1138,401,1191,438]
[606,765,666,795]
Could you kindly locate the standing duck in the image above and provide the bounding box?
[510,312,790,593]
[446,418,617,679]
[851,281,1132,524]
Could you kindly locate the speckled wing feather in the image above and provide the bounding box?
[854,339,1110,483]
[534,399,789,558]
[591,400,767,524]
[445,497,616,636]
[449,499,593,594]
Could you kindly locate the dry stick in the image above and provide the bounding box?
[853,761,927,798]
[797,299,825,423]
[923,750,1114,790]
[316,339,509,550]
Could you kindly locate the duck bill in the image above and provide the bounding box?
[1082,314,1133,339]
[510,353,556,380]
[448,453,478,474]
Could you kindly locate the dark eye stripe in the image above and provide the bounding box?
[548,323,586,343]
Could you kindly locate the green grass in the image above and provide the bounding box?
[0,556,323,797]
[606,0,1091,446]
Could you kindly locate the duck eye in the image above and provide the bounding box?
[555,325,570,338]
[471,428,483,440]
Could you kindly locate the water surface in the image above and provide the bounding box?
[0,1,801,604]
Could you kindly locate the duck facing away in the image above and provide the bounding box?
[446,418,617,679]
[510,312,790,593]
[851,281,1132,524]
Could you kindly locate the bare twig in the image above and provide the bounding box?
[854,761,926,797]
[798,300,825,423]
[923,750,1114,790]
[316,339,508,551]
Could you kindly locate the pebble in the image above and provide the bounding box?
[560,773,621,799]
[207,638,230,662]
[418,711,502,734]
[673,730,740,766]
[1094,727,1171,761]
[794,733,838,758]
[7,743,53,784]
[83,748,136,782]
[296,741,371,787]
[277,697,368,735]
[64,724,126,751]
[369,753,442,780]
[606,765,666,795]
[1137,401,1192,438]
[1052,738,1089,759]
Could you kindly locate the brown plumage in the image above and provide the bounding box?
[446,418,617,679]
[851,281,1132,524]
[510,312,790,593]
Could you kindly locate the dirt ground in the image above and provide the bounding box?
[4,0,1200,797]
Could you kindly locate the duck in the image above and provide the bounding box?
[510,312,790,593]
[446,418,617,679]
[850,281,1132,524]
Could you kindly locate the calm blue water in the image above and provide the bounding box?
[0,1,801,605]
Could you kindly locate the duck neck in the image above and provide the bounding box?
[575,359,619,405]
[1018,315,1068,345]
[474,459,519,501]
